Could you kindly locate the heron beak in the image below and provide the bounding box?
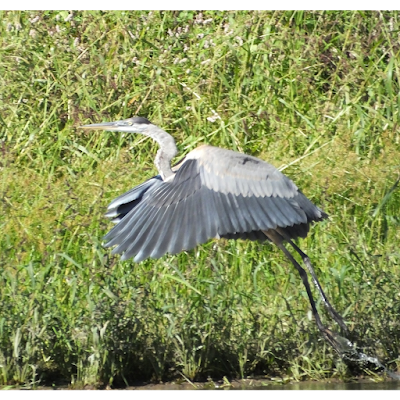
[79,120,124,131]
[79,117,151,134]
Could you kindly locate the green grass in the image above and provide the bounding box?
[1,10,400,388]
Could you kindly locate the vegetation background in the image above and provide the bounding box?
[0,10,399,388]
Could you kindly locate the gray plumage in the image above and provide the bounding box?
[80,116,327,263]
[80,116,350,356]
[114,149,325,262]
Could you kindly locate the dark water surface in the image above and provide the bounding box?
[243,381,400,390]
[3,379,400,390]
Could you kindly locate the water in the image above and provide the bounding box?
[242,381,400,390]
[8,378,398,390]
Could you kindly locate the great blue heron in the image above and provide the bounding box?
[81,116,348,353]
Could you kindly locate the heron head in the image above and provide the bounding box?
[80,116,152,133]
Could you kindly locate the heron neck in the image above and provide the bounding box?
[146,126,178,180]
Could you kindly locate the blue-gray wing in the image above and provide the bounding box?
[103,145,327,262]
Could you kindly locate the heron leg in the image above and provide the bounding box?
[263,231,348,352]
[274,227,348,333]
[262,231,396,373]
[286,239,348,333]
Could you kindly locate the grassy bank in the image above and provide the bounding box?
[0,10,399,388]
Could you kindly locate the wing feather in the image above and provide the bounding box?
[226,192,248,232]
[104,203,153,246]
[169,196,196,253]
[180,195,199,251]
[200,185,218,239]
[275,196,303,226]
[129,203,180,261]
[146,204,181,260]
[253,196,276,228]
[189,146,298,198]
[107,176,162,212]
[212,190,234,234]
[110,205,158,253]
[233,195,257,231]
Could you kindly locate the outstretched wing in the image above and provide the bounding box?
[105,175,163,223]
[103,145,327,262]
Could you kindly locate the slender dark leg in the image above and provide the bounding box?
[262,230,351,355]
[263,230,399,376]
[264,234,345,353]
[275,227,348,333]
[273,241,326,332]
[286,239,348,333]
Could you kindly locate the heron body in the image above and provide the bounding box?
[104,143,327,263]
[80,116,348,354]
